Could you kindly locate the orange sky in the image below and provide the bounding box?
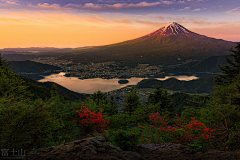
[0,1,240,49]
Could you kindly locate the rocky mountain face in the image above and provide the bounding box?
[142,22,196,37]
[25,136,240,160]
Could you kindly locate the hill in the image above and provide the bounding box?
[55,22,236,66]
[162,55,234,74]
[8,60,62,80]
[0,47,72,52]
[9,60,62,73]
[136,76,215,94]
[22,76,90,101]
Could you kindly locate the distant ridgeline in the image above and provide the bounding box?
[162,55,234,74]
[8,60,62,80]
[22,76,90,102]
[136,76,215,94]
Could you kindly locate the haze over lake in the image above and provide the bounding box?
[38,72,199,94]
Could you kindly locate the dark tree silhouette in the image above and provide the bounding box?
[215,42,240,86]
[123,88,141,117]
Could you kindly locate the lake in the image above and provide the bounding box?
[38,72,199,94]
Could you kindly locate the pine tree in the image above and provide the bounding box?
[147,82,173,114]
[90,90,108,106]
[123,88,141,117]
[0,53,31,99]
[109,95,118,115]
[214,42,240,86]
[51,83,59,97]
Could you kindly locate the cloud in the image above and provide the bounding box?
[162,1,173,5]
[6,1,17,5]
[27,3,71,11]
[178,7,190,11]
[225,7,240,15]
[192,8,201,11]
[65,1,162,10]
[178,1,185,4]
[0,0,19,6]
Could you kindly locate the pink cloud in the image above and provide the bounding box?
[65,1,161,10]
[28,3,69,10]
[178,7,190,11]
[178,1,185,4]
[6,1,17,5]
[192,8,201,11]
[162,1,173,5]
[225,7,240,15]
[0,0,18,6]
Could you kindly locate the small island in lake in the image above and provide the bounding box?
[118,79,129,84]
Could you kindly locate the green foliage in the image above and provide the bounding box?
[107,113,129,130]
[107,129,141,151]
[29,80,89,102]
[147,83,174,117]
[215,42,240,86]
[170,92,191,116]
[84,96,118,117]
[108,95,118,116]
[122,88,141,118]
[188,74,240,151]
[0,98,64,152]
[133,103,158,124]
[91,90,108,105]
[0,53,32,100]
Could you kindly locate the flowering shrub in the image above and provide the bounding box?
[72,106,110,135]
[127,112,216,151]
[149,112,216,150]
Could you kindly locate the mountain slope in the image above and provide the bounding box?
[22,76,90,101]
[9,60,62,73]
[162,55,234,74]
[8,60,62,80]
[59,22,236,66]
[136,76,215,94]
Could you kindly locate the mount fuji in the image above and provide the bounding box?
[143,22,196,37]
[61,22,237,66]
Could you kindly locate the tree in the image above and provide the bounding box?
[108,95,118,116]
[123,88,141,117]
[91,90,108,106]
[215,42,240,86]
[147,82,173,114]
[0,53,31,100]
[51,83,59,97]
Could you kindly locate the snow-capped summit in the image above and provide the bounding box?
[145,22,195,37]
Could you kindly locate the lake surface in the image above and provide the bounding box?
[38,72,199,94]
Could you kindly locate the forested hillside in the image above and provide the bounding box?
[162,55,234,74]
[8,60,62,73]
[137,76,215,94]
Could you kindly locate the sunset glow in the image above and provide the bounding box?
[0,0,240,49]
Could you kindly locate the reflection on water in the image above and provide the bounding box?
[38,72,198,94]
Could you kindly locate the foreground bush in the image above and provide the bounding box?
[0,98,64,152]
